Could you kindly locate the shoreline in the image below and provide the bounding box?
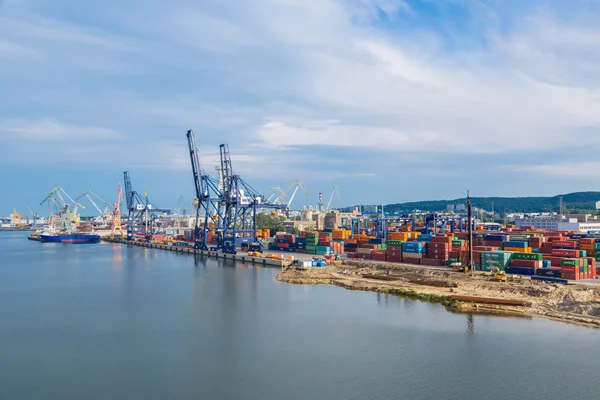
[276,260,600,329]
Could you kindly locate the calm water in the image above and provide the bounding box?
[0,231,598,400]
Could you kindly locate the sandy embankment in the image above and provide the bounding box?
[276,260,600,328]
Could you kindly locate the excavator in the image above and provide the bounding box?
[489,266,517,282]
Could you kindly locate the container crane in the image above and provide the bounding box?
[123,171,171,240]
[111,184,124,236]
[186,130,221,250]
[326,182,340,211]
[272,179,308,209]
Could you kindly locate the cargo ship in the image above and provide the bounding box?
[39,233,100,243]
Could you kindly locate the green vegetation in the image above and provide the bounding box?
[256,213,286,235]
[350,192,600,214]
[377,288,458,309]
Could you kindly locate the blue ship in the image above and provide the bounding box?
[39,234,100,244]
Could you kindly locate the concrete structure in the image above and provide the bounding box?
[565,214,597,223]
[515,216,600,232]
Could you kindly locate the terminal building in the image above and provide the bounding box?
[514,215,600,233]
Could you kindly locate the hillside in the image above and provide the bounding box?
[365,192,600,214]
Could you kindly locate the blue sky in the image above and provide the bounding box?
[2,0,600,216]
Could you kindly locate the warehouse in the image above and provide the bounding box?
[515,216,600,233]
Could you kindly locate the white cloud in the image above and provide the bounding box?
[511,162,600,178]
[2,0,600,178]
[0,119,119,140]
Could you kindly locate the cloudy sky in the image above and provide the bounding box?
[1,0,600,216]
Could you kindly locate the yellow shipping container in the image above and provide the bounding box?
[504,247,532,253]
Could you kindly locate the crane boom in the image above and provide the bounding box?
[326,183,340,211]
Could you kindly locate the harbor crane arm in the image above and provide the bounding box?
[326,183,340,210]
[40,186,60,206]
[286,181,308,209]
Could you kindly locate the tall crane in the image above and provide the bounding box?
[123,171,171,240]
[187,130,221,250]
[111,184,124,236]
[184,130,285,252]
[272,179,309,209]
[326,182,340,211]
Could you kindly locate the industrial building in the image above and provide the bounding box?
[515,216,600,233]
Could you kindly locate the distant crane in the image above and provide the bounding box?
[111,184,124,236]
[271,179,308,209]
[326,182,341,211]
[123,171,171,240]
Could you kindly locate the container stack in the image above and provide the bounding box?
[305,232,319,255]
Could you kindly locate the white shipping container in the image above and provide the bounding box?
[402,252,423,259]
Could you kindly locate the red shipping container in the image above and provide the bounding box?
[428,243,449,250]
[402,258,421,265]
[552,241,577,249]
[486,241,504,247]
[561,272,578,280]
[543,256,563,267]
[510,259,541,268]
[277,242,289,249]
[551,249,578,257]
[449,251,460,258]
[431,236,453,244]
[387,255,402,263]
[580,238,595,245]
[387,245,402,252]
[422,258,443,266]
[360,244,378,249]
[528,238,543,247]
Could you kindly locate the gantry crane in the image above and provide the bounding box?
[186,130,284,253]
[123,171,171,240]
[187,130,221,250]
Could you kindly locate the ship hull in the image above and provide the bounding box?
[39,234,100,244]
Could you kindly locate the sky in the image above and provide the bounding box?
[1,0,600,216]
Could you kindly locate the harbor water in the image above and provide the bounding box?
[1,231,599,400]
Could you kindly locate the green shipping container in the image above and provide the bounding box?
[583,259,588,267]
[579,250,587,257]
[452,240,465,246]
[560,259,578,267]
[386,240,404,246]
[378,244,387,250]
[511,253,543,261]
[510,234,532,241]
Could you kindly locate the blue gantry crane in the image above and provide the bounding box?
[186,130,222,250]
[186,130,284,253]
[123,171,171,240]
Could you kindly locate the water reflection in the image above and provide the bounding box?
[466,314,475,336]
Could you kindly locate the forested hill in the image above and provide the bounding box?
[372,192,600,214]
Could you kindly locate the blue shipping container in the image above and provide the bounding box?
[485,235,507,242]
[506,266,536,276]
[535,268,562,278]
[503,241,528,248]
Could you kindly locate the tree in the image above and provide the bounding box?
[256,213,285,235]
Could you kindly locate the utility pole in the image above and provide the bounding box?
[467,191,473,273]
[559,196,564,218]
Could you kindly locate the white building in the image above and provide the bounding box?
[515,216,600,233]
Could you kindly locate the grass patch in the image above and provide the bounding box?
[378,288,458,309]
